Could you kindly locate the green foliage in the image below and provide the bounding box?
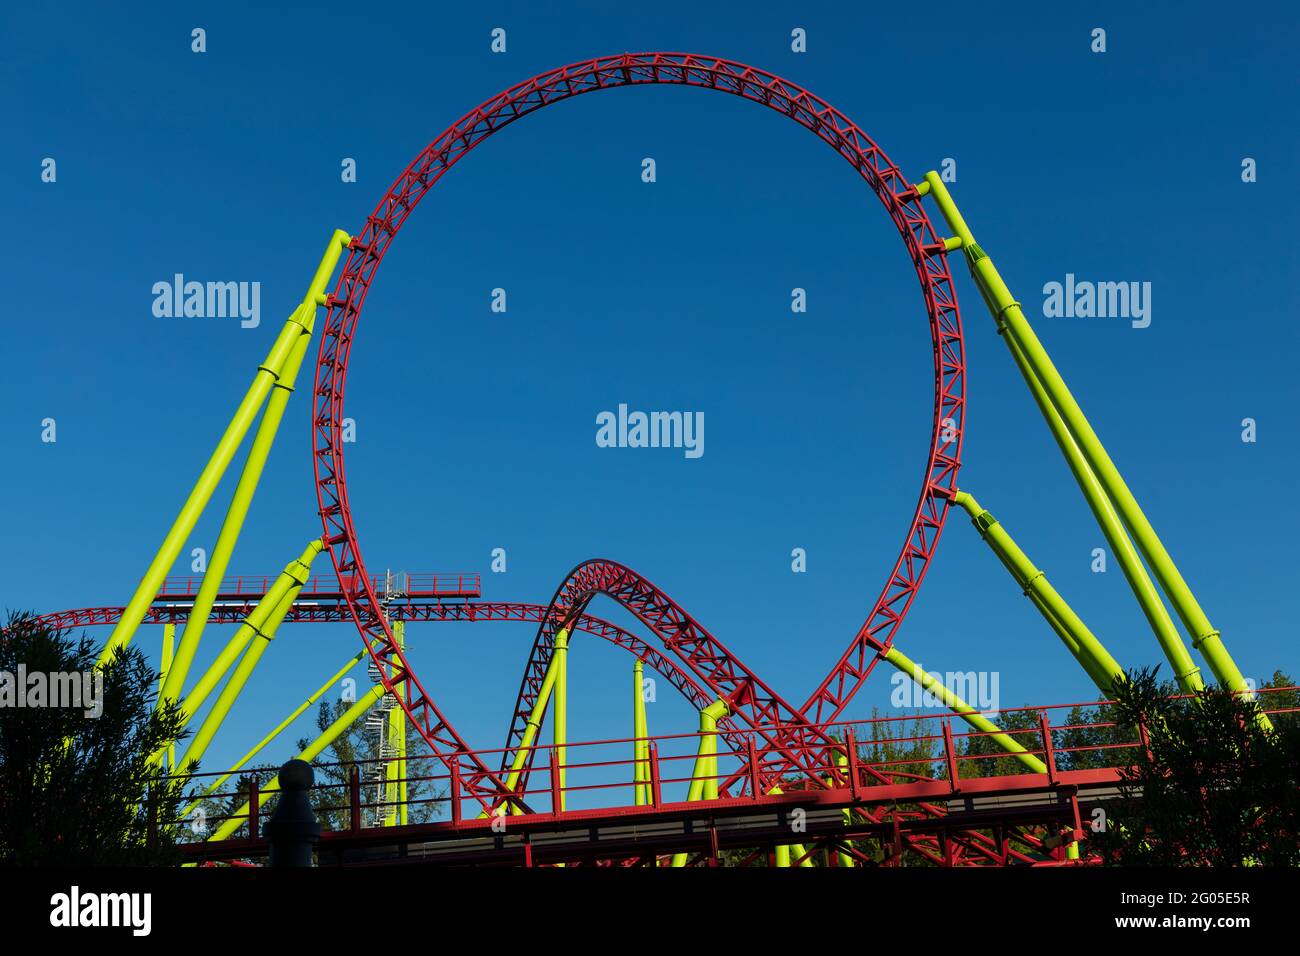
[296,697,446,829]
[0,613,194,864]
[857,707,938,783]
[958,707,1041,778]
[853,708,939,866]
[1089,667,1300,867]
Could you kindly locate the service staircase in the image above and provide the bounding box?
[365,570,407,827]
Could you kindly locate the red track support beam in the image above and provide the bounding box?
[450,762,462,826]
[248,779,260,840]
[942,719,959,787]
[845,727,860,799]
[349,766,361,833]
[648,742,662,807]
[310,53,966,808]
[1039,711,1058,785]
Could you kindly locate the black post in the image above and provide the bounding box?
[264,759,320,867]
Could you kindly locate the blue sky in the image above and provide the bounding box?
[3,2,1297,783]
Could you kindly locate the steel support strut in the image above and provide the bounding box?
[181,649,365,819]
[312,55,967,775]
[206,681,387,843]
[176,541,324,769]
[670,698,731,867]
[161,230,352,703]
[633,659,650,806]
[883,643,1047,773]
[916,173,1264,723]
[385,620,407,827]
[947,490,1126,695]
[105,230,350,672]
[173,540,325,734]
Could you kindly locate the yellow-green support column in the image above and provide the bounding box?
[920,173,1260,722]
[763,785,812,868]
[632,659,649,806]
[172,539,324,735]
[182,649,364,817]
[835,750,854,868]
[175,583,300,770]
[492,628,568,816]
[884,644,1048,775]
[206,681,386,843]
[1002,327,1203,693]
[101,231,350,670]
[951,490,1127,695]
[553,628,568,813]
[159,623,176,770]
[701,700,723,802]
[670,699,730,867]
[384,620,407,827]
[160,230,352,702]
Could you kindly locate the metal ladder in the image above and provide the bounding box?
[365,570,407,827]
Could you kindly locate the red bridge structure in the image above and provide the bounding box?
[43,54,1279,866]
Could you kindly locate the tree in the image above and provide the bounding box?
[857,707,938,783]
[0,612,193,865]
[297,697,446,829]
[958,707,1042,778]
[1090,667,1300,866]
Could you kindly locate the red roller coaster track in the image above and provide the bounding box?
[311,53,965,813]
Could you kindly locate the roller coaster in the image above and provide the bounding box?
[38,53,1280,866]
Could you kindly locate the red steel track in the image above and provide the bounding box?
[28,600,728,743]
[310,53,966,813]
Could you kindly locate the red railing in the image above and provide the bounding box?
[170,688,1299,850]
[154,571,481,599]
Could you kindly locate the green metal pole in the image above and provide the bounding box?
[835,750,854,868]
[951,490,1127,695]
[883,644,1048,775]
[1000,329,1203,692]
[633,659,649,806]
[159,623,176,770]
[920,174,1261,721]
[965,259,1203,694]
[670,698,730,867]
[175,584,300,770]
[490,628,568,816]
[553,628,568,813]
[158,623,174,695]
[205,681,386,843]
[100,325,301,667]
[172,539,324,734]
[161,229,351,702]
[701,701,722,803]
[106,230,350,673]
[762,785,812,868]
[181,649,364,818]
[165,318,309,702]
[385,620,407,827]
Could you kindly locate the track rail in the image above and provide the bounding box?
[311,53,965,808]
[504,560,870,798]
[26,601,734,746]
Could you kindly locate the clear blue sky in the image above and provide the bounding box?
[3,2,1297,781]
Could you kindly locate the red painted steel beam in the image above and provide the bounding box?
[25,600,723,740]
[310,52,965,812]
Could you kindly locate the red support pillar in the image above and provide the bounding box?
[349,765,361,833]
[248,778,260,839]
